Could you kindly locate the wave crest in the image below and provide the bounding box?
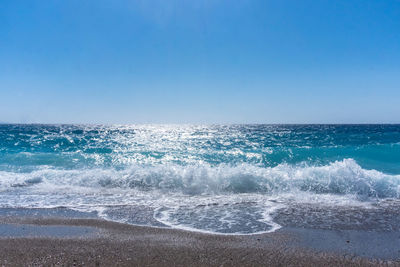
[1,159,399,199]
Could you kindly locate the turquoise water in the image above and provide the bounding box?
[0,124,399,234]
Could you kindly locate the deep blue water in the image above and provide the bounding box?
[0,124,399,234]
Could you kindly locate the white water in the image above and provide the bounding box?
[1,159,399,234]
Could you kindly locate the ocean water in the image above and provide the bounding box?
[0,124,399,234]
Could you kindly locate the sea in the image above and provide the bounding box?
[0,124,399,234]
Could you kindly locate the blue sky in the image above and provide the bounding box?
[1,0,399,124]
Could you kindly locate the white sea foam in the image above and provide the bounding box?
[1,159,399,198]
[1,159,399,234]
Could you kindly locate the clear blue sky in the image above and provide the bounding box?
[1,0,399,124]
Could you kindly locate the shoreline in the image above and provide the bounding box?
[1,212,399,266]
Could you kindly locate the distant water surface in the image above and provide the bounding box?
[0,124,399,234]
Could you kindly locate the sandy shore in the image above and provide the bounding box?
[0,214,399,266]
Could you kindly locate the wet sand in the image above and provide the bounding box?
[0,215,399,266]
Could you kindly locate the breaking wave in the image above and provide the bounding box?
[2,159,399,200]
